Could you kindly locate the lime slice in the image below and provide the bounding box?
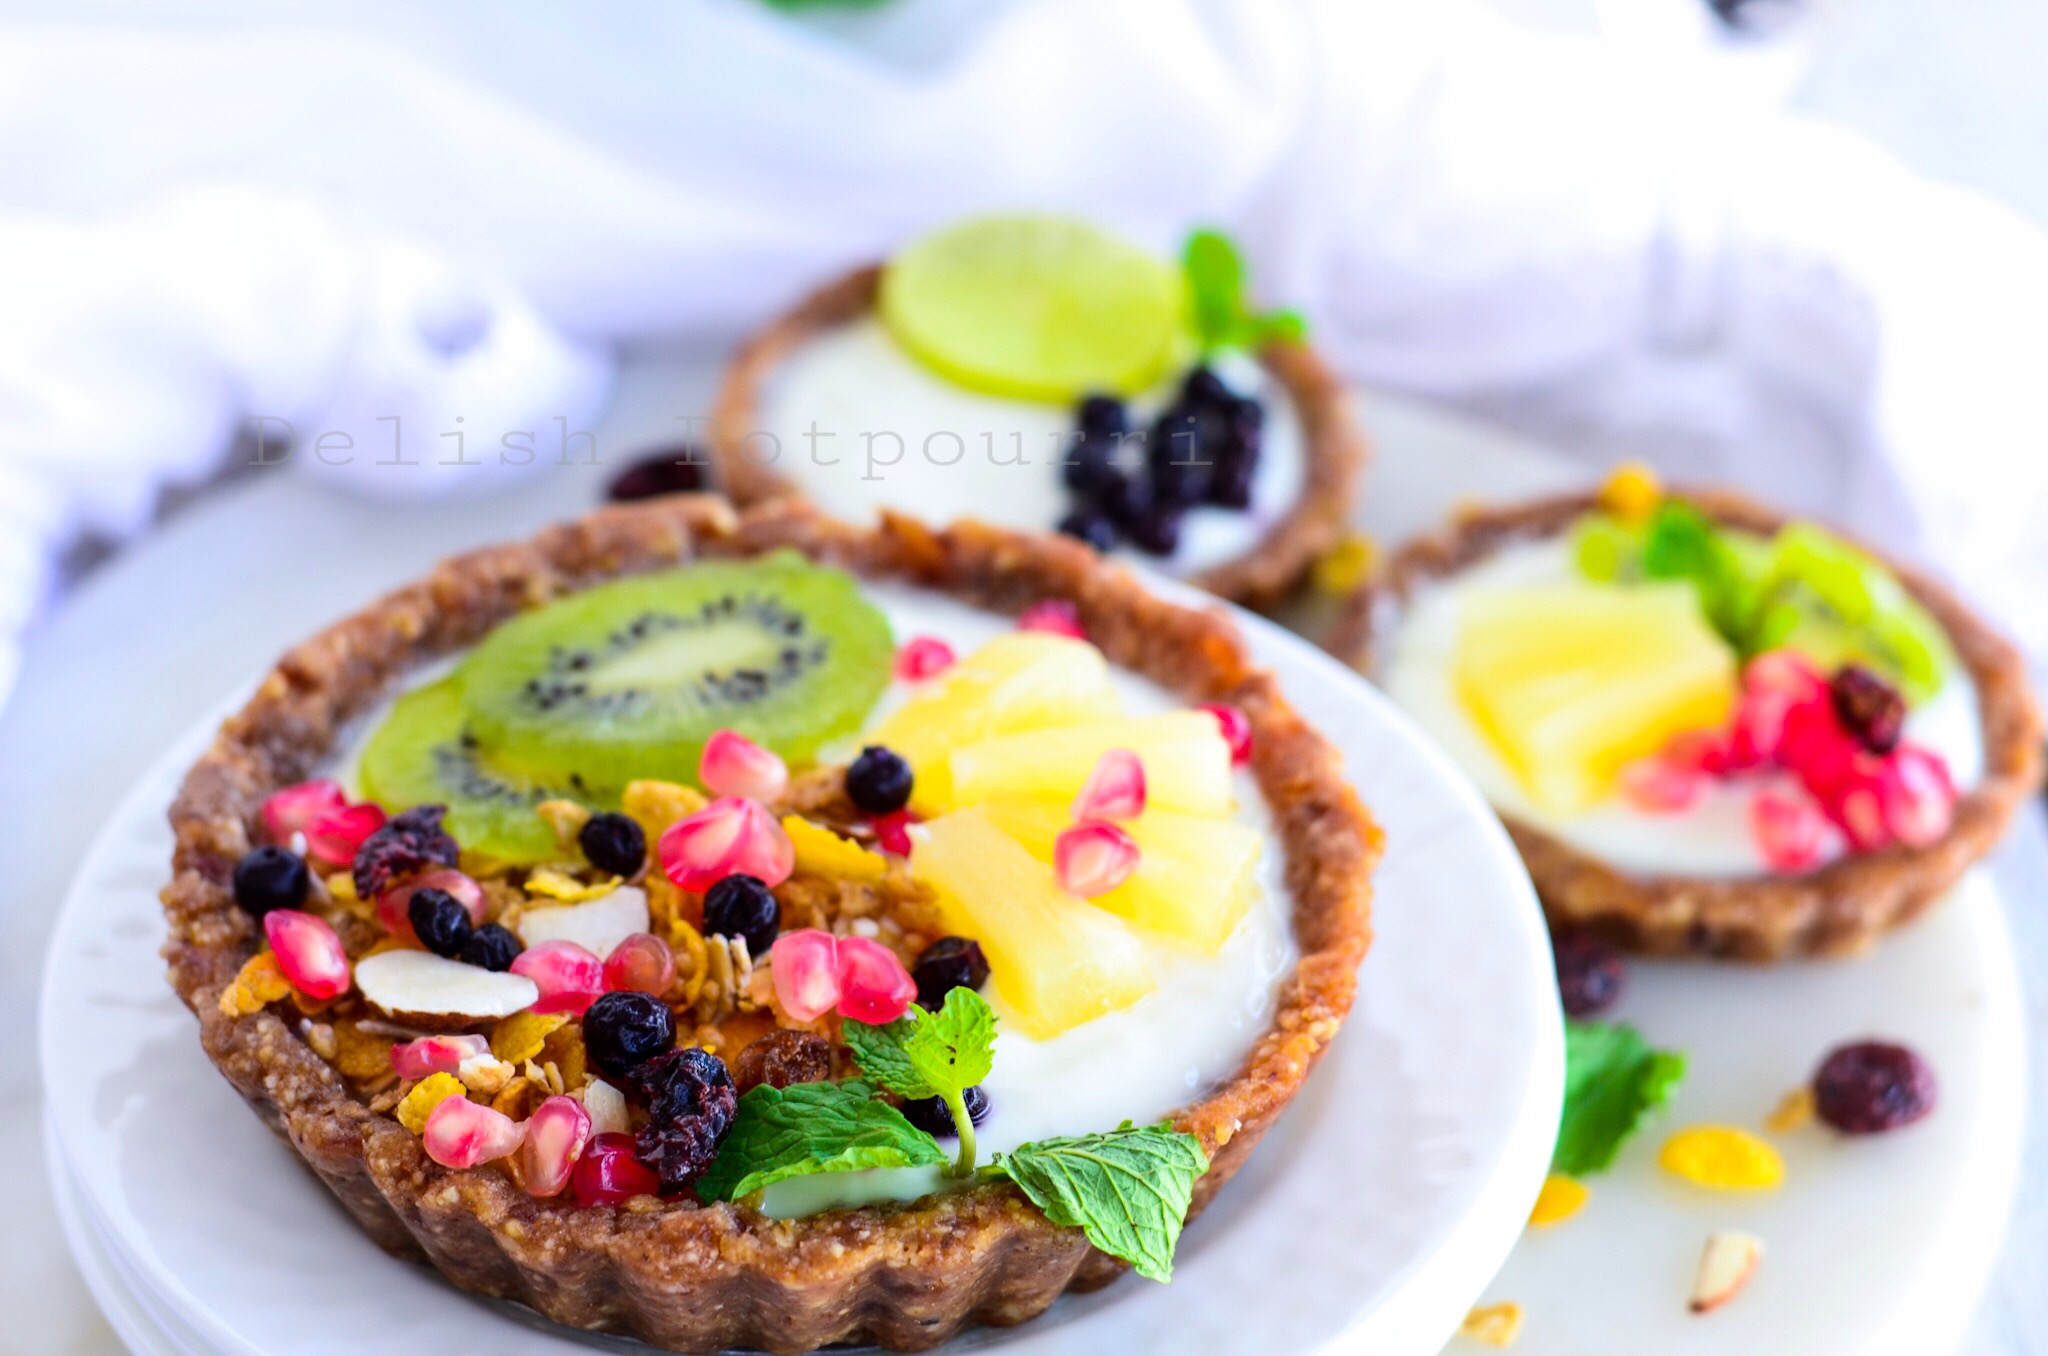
[879,215,1183,402]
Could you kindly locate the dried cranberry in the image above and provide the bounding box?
[606,447,712,502]
[730,1029,833,1094]
[351,804,460,899]
[1813,1040,1937,1134]
[1552,929,1626,1017]
[1829,664,1906,755]
[630,1048,738,1195]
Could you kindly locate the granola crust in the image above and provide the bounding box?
[1330,488,2041,960]
[706,265,1371,611]
[162,497,1381,1353]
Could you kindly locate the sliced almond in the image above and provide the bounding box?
[517,885,650,960]
[581,1078,631,1136]
[1690,1230,1765,1314]
[354,950,539,1028]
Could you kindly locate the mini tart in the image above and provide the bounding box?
[1331,487,2040,960]
[707,265,1371,611]
[163,497,1379,1354]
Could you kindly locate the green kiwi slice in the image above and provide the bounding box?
[458,553,894,789]
[356,678,602,865]
[1748,525,1955,704]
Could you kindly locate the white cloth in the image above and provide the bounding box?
[3,0,2047,702]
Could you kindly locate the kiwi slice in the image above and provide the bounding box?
[1746,524,1955,703]
[356,678,601,865]
[459,553,894,789]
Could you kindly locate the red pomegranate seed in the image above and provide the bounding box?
[835,936,917,1024]
[870,810,915,858]
[1750,789,1833,873]
[510,939,605,1015]
[571,1132,662,1207]
[1071,749,1146,822]
[262,909,352,999]
[304,802,387,868]
[422,1094,525,1170]
[1727,650,1828,769]
[1825,765,1894,853]
[1055,821,1141,897]
[660,796,794,892]
[391,1033,489,1081]
[261,779,348,843]
[519,1095,594,1198]
[769,929,842,1023]
[1879,744,1956,847]
[698,729,789,802]
[1618,754,1705,813]
[894,636,957,682]
[1661,728,1732,777]
[1017,600,1087,640]
[1198,703,1254,767]
[603,932,677,995]
[375,868,486,942]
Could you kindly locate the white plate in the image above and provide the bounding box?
[38,593,1563,1356]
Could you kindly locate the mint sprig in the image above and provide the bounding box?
[694,1080,945,1203]
[993,1122,1210,1282]
[840,1012,932,1099]
[1183,228,1306,356]
[1554,1020,1686,1177]
[845,988,997,1176]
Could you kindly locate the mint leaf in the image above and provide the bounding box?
[842,1012,933,1100]
[996,1122,1209,1282]
[1181,228,1307,355]
[904,987,997,1097]
[1554,1021,1687,1177]
[694,1080,946,1203]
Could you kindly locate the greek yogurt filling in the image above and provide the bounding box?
[1377,538,1985,878]
[752,319,1306,577]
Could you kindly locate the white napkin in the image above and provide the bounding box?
[3,0,2046,702]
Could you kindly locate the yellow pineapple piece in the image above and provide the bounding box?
[913,809,1154,1038]
[942,711,1233,817]
[1454,582,1736,813]
[977,796,1262,953]
[866,632,1121,811]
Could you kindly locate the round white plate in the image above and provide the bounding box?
[38,596,1563,1356]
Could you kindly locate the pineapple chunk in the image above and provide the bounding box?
[866,632,1121,811]
[943,711,1234,817]
[1454,582,1737,813]
[977,796,1262,953]
[913,809,1155,1039]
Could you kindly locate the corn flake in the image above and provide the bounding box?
[783,816,888,882]
[1311,532,1378,596]
[490,1076,545,1121]
[1765,1087,1816,1134]
[537,799,594,854]
[331,1021,398,1080]
[540,1022,589,1091]
[218,953,291,1017]
[396,1073,466,1134]
[526,866,621,903]
[1527,1174,1589,1228]
[624,779,706,844]
[1459,1302,1524,1347]
[491,1010,571,1064]
[1598,461,1663,524]
[1660,1125,1785,1192]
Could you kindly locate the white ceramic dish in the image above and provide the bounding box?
[38,587,1563,1356]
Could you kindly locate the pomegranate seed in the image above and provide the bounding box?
[1826,766,1894,853]
[510,939,605,1015]
[699,730,789,802]
[1878,744,1956,847]
[1780,698,1861,802]
[519,1094,593,1198]
[1055,821,1140,897]
[375,868,486,941]
[1746,649,1827,702]
[1751,789,1833,873]
[1619,754,1704,813]
[660,796,794,892]
[1662,728,1732,777]
[571,1132,662,1207]
[894,636,957,681]
[1727,650,1828,770]
[304,802,387,868]
[391,1033,489,1081]
[262,909,351,999]
[1017,600,1087,640]
[769,929,842,1023]
[1198,703,1254,767]
[262,779,348,843]
[603,932,677,995]
[1071,749,1146,821]
[870,810,915,858]
[422,1094,525,1170]
[835,936,917,1024]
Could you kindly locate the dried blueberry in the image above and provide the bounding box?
[584,991,679,1081]
[352,804,460,899]
[913,936,990,1011]
[408,887,474,959]
[579,811,647,877]
[1058,505,1119,553]
[1830,664,1906,755]
[845,746,914,816]
[703,874,780,955]
[1813,1040,1937,1134]
[458,922,523,972]
[631,1047,738,1194]
[902,1085,991,1138]
[1552,929,1626,1017]
[606,446,712,502]
[232,845,308,917]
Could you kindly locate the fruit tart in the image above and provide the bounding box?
[162,496,1379,1353]
[1332,470,2040,959]
[705,215,1368,609]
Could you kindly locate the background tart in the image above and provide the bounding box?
[1330,487,2040,960]
[161,497,1379,1354]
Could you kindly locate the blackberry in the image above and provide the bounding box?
[579,812,648,877]
[1207,453,1255,509]
[631,1048,738,1194]
[458,922,523,972]
[1126,502,1184,556]
[1813,1041,1937,1135]
[584,991,678,1081]
[902,1085,991,1138]
[1061,435,1119,495]
[408,887,474,959]
[352,804,460,899]
[606,447,712,502]
[232,845,308,917]
[702,874,780,954]
[1075,393,1128,439]
[912,936,989,1011]
[845,746,914,816]
[1552,929,1626,1017]
[1180,365,1231,410]
[1058,505,1119,553]
[1830,665,1906,755]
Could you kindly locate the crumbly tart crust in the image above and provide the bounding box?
[1331,488,2041,961]
[707,265,1371,611]
[162,497,1381,1353]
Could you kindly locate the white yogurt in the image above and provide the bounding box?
[1377,538,1985,878]
[752,318,1307,577]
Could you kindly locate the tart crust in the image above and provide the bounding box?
[707,265,1371,611]
[1330,488,2041,960]
[162,497,1380,1353]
